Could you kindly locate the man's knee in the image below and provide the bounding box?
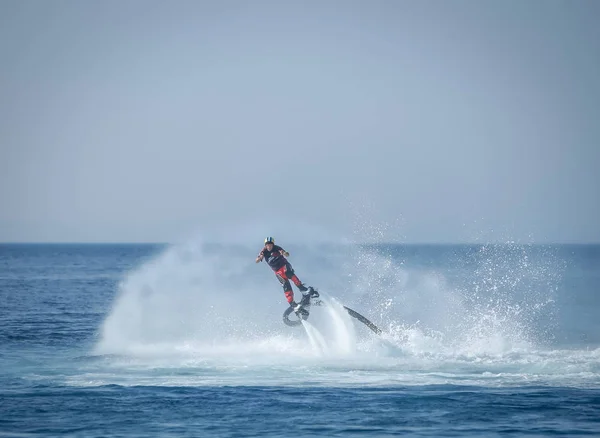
[282,279,292,292]
[285,263,295,277]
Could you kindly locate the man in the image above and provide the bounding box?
[256,236,309,311]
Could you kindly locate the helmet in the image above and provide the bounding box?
[264,236,275,245]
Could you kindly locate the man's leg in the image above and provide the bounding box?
[285,263,308,292]
[277,267,308,315]
[276,269,294,304]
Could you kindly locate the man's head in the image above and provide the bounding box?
[264,236,275,250]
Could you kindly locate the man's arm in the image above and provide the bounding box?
[255,249,264,263]
[279,247,290,257]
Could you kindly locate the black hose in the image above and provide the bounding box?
[342,306,382,335]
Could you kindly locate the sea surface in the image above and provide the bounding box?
[1,242,599,437]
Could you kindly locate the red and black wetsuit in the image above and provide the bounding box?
[258,245,307,304]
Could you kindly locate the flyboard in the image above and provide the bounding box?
[282,287,382,335]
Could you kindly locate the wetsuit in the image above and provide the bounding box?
[257,245,307,304]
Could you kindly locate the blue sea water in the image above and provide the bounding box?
[1,242,599,437]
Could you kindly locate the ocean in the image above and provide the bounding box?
[1,242,599,437]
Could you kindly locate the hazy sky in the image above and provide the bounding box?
[1,0,599,243]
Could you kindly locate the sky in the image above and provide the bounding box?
[1,0,599,244]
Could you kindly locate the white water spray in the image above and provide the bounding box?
[301,321,329,356]
[296,294,359,357]
[92,233,570,388]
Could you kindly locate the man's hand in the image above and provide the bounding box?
[255,256,263,263]
[282,251,289,257]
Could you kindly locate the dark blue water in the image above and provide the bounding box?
[1,243,599,436]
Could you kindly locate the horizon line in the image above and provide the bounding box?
[1,241,599,246]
